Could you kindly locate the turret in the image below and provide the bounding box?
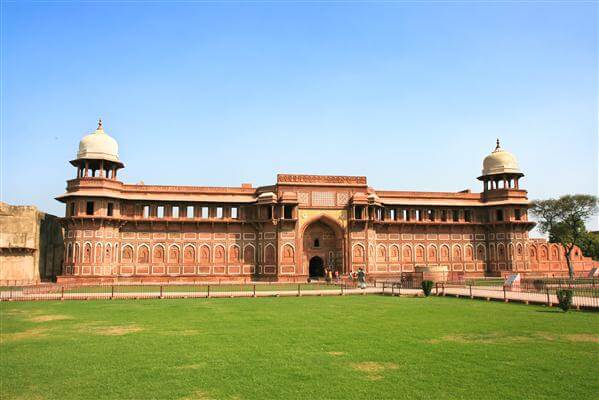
[70,119,124,180]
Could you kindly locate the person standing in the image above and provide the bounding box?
[357,268,366,289]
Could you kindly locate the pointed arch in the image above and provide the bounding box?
[402,244,413,262]
[152,244,165,264]
[476,244,486,261]
[83,242,92,263]
[74,243,81,263]
[529,244,537,260]
[95,243,103,264]
[352,243,365,263]
[464,244,474,261]
[104,243,112,264]
[264,243,276,264]
[516,243,523,260]
[389,244,400,262]
[415,244,425,262]
[497,243,506,261]
[122,244,134,263]
[440,244,450,262]
[243,244,255,264]
[550,244,560,260]
[539,244,549,260]
[281,243,294,264]
[452,244,462,261]
[137,244,150,264]
[213,244,226,264]
[183,244,196,264]
[168,244,181,264]
[368,244,375,262]
[199,244,210,265]
[427,244,438,262]
[229,244,241,263]
[376,244,387,262]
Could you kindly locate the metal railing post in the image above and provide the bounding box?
[111,285,114,300]
[546,288,551,306]
[503,286,507,302]
[253,284,256,297]
[469,284,473,299]
[207,284,211,298]
[61,285,65,301]
[160,285,163,299]
[297,284,301,297]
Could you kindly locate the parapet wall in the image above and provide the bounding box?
[0,202,64,285]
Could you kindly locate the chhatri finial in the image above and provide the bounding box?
[97,118,103,130]
[494,138,501,151]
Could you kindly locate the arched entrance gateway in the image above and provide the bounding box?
[309,256,324,277]
[302,215,345,279]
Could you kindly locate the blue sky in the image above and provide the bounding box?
[1,1,597,232]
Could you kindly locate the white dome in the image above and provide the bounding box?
[481,140,521,176]
[77,120,120,163]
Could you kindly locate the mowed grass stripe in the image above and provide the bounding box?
[1,296,598,400]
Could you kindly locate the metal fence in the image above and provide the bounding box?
[0,281,378,301]
[438,280,599,310]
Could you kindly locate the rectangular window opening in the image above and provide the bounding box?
[496,209,504,222]
[187,206,194,218]
[172,206,179,218]
[464,210,472,222]
[452,210,459,222]
[157,206,164,218]
[107,203,114,217]
[86,201,94,216]
[283,206,293,219]
[143,205,150,218]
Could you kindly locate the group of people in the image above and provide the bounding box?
[324,268,340,283]
[310,267,367,289]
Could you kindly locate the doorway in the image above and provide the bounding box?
[309,256,324,278]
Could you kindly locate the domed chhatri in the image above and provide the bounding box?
[77,119,121,163]
[481,139,521,176]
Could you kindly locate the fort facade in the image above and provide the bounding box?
[55,121,596,283]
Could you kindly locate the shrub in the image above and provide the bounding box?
[556,289,573,312]
[421,280,434,297]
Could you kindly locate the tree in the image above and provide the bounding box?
[579,231,599,260]
[530,195,598,278]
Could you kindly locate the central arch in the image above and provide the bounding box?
[301,214,345,276]
[309,256,324,277]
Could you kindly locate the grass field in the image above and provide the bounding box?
[1,297,598,400]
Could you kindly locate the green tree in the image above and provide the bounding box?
[530,195,598,279]
[579,231,599,260]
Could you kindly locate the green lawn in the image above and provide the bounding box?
[1,297,598,400]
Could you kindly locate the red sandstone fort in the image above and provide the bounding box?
[55,121,596,283]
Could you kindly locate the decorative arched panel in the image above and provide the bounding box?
[243,244,255,264]
[402,245,412,262]
[280,244,294,264]
[184,245,196,264]
[138,245,149,264]
[389,245,400,262]
[376,245,387,262]
[440,244,450,262]
[415,245,425,262]
[168,245,180,263]
[122,245,133,263]
[229,245,241,263]
[264,244,276,264]
[352,244,365,263]
[199,245,210,265]
[153,244,165,264]
[427,245,437,262]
